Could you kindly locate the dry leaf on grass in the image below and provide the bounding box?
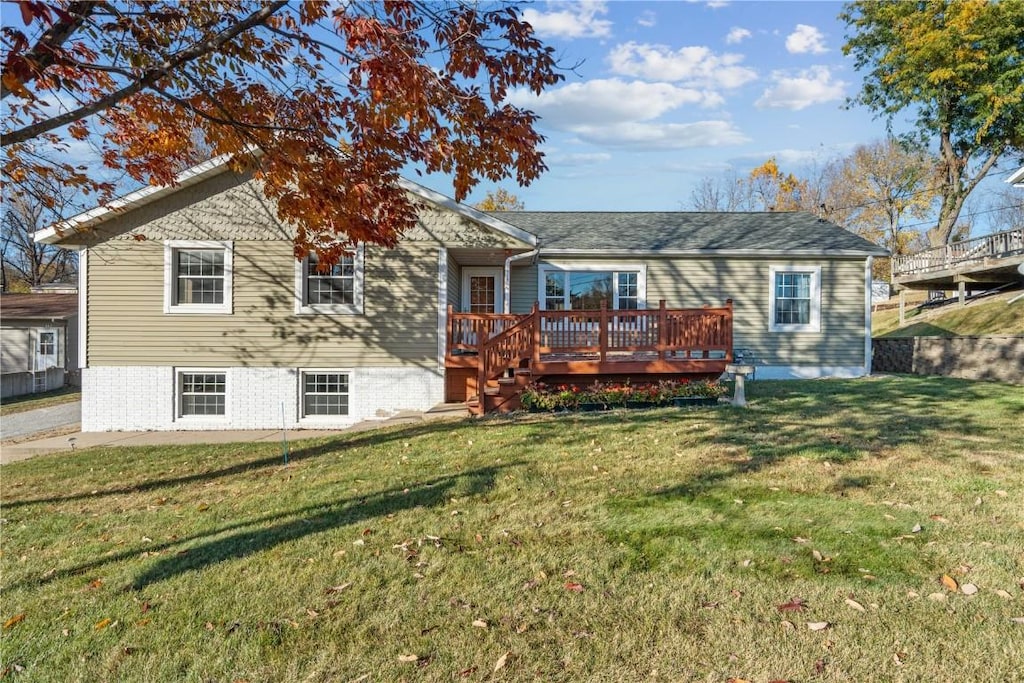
[472,619,488,628]
[807,622,831,631]
[3,614,25,630]
[994,589,1013,600]
[493,651,510,673]
[564,582,584,593]
[777,597,807,612]
[397,654,419,663]
[941,574,959,591]
[1010,617,1024,624]
[325,583,351,594]
[94,618,112,630]
[844,598,866,612]
[960,583,978,595]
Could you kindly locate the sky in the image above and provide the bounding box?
[449,0,1018,230]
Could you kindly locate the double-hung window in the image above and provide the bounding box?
[295,246,364,315]
[177,370,227,418]
[164,241,233,314]
[300,371,350,418]
[540,266,645,311]
[769,265,821,332]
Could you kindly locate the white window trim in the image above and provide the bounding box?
[297,368,353,422]
[294,245,364,315]
[163,240,233,314]
[537,262,647,311]
[174,368,230,422]
[768,264,821,333]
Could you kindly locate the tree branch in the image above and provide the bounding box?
[0,0,98,100]
[2,0,289,147]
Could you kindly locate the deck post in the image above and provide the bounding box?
[531,302,541,364]
[958,281,966,306]
[658,300,666,360]
[898,290,905,326]
[599,300,608,363]
[725,299,734,361]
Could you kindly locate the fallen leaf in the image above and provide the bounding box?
[87,579,103,590]
[812,550,823,561]
[1011,617,1024,624]
[472,619,488,628]
[197,503,209,512]
[911,524,922,533]
[140,602,150,614]
[929,515,949,523]
[844,598,866,612]
[994,589,1013,600]
[564,582,584,593]
[927,592,947,601]
[493,651,509,673]
[792,536,809,544]
[726,678,752,683]
[780,620,795,630]
[458,666,478,677]
[398,654,419,663]
[961,583,978,596]
[893,651,906,666]
[777,598,807,613]
[941,574,959,592]
[995,490,1007,497]
[325,583,351,594]
[3,614,25,630]
[95,618,112,630]
[807,622,830,631]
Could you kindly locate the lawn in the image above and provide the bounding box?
[873,291,1024,338]
[2,378,1022,682]
[0,387,80,417]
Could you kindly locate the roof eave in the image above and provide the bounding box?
[34,153,240,245]
[538,247,890,258]
[397,178,537,247]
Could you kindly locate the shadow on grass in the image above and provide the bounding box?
[8,462,516,592]
[2,418,477,509]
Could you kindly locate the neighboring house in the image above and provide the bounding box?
[0,293,78,398]
[36,157,886,431]
[1008,166,1024,189]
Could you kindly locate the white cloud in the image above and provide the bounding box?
[707,0,730,8]
[636,10,656,27]
[755,66,846,110]
[522,1,612,39]
[507,79,722,129]
[725,27,751,45]
[785,24,828,54]
[570,121,749,150]
[607,41,757,90]
[548,152,613,166]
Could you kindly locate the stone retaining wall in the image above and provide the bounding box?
[873,336,1024,384]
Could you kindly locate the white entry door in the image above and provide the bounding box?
[462,267,504,314]
[35,329,59,370]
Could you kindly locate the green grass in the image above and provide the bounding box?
[0,387,80,417]
[2,378,1022,682]
[873,292,1024,337]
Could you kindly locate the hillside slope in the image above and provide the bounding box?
[873,289,1024,337]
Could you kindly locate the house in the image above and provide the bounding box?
[36,157,886,431]
[1,292,78,398]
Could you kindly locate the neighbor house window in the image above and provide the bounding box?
[300,371,350,418]
[38,331,56,356]
[295,246,364,315]
[164,241,233,314]
[177,371,227,418]
[540,266,645,310]
[769,265,821,332]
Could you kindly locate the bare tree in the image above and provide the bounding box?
[1,174,78,291]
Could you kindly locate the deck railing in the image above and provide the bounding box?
[891,227,1024,278]
[447,309,525,355]
[478,306,539,394]
[536,300,733,361]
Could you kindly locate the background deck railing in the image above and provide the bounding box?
[891,227,1024,278]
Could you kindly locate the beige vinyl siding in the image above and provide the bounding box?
[645,256,865,367]
[446,254,461,309]
[531,255,866,367]
[87,240,441,367]
[509,264,538,314]
[0,325,33,373]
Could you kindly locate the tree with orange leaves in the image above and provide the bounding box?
[1,1,562,262]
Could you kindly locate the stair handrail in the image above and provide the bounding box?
[477,304,538,399]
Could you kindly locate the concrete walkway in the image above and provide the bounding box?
[0,404,468,465]
[1,401,81,440]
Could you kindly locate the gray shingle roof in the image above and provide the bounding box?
[489,211,888,256]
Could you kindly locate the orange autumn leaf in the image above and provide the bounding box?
[94,618,112,630]
[3,613,26,630]
[941,574,959,592]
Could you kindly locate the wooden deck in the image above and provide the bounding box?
[891,227,1024,291]
[446,300,733,413]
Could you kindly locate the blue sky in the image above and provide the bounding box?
[450,0,1017,227]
